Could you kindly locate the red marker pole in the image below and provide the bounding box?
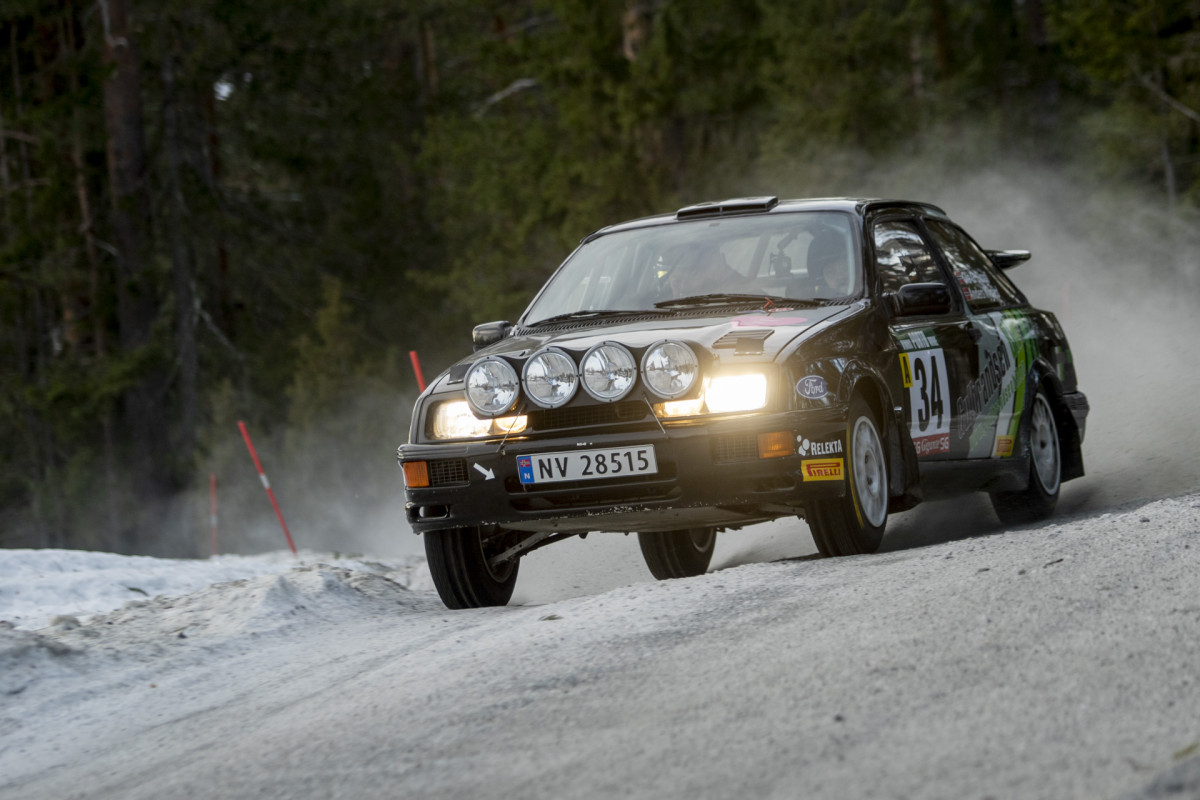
[409,350,426,392]
[237,421,298,555]
[209,473,218,556]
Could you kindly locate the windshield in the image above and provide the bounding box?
[522,211,860,325]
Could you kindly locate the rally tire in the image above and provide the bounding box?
[424,527,519,609]
[807,395,888,557]
[638,527,717,580]
[990,389,1061,526]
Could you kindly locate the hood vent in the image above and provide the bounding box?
[712,329,773,355]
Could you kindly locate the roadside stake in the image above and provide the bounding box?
[237,421,298,555]
[210,473,218,556]
[409,350,426,392]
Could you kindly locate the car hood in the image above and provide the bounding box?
[445,304,855,381]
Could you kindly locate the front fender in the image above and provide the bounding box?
[841,359,921,509]
[1028,358,1085,483]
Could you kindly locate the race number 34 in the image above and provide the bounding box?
[904,348,951,437]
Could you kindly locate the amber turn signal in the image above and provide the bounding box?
[757,431,793,459]
[402,461,431,488]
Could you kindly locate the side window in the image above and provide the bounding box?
[872,219,946,294]
[925,220,1023,312]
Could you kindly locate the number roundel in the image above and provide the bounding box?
[914,356,945,432]
[904,346,951,456]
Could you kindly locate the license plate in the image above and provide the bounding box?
[517,445,658,485]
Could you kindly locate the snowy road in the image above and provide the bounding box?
[5,186,1200,798]
[3,494,1200,800]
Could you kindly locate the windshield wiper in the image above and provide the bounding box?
[526,309,657,326]
[655,293,823,309]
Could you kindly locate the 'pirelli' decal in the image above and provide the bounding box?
[802,458,844,481]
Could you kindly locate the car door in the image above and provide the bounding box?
[923,218,1038,460]
[871,217,978,460]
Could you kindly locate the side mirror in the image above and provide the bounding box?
[985,249,1031,270]
[472,320,511,351]
[888,282,952,316]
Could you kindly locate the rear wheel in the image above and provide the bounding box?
[638,527,716,580]
[807,396,888,557]
[424,527,519,609]
[990,389,1061,526]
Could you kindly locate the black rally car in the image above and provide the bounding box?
[398,197,1088,609]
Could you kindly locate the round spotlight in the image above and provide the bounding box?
[522,348,579,408]
[581,343,637,402]
[464,357,520,417]
[641,341,699,399]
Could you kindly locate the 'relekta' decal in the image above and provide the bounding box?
[797,436,843,457]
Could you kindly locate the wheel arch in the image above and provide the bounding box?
[842,366,921,508]
[1027,358,1084,483]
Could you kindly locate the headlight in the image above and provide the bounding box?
[641,341,699,399]
[523,348,578,408]
[703,373,768,413]
[654,397,705,418]
[654,372,768,417]
[430,400,526,440]
[464,356,520,416]
[581,343,637,402]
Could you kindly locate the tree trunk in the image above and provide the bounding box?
[100,0,171,547]
[929,0,952,76]
[162,47,199,466]
[201,87,234,337]
[8,23,34,208]
[62,4,121,548]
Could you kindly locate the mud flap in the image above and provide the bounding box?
[887,405,922,513]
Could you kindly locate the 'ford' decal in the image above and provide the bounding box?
[796,375,828,399]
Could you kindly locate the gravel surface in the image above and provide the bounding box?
[3,493,1199,800]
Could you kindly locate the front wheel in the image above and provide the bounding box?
[638,527,716,580]
[424,527,519,609]
[807,395,889,557]
[990,389,1061,526]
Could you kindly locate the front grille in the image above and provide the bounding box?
[528,401,650,431]
[429,458,469,487]
[712,432,758,464]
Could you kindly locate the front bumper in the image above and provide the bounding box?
[398,409,848,535]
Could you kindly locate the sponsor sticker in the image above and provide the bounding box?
[797,437,843,457]
[802,458,844,481]
[732,315,809,327]
[993,435,1014,457]
[905,347,952,448]
[796,375,828,400]
[913,433,950,456]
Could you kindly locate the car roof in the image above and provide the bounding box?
[583,197,950,242]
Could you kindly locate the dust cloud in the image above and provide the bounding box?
[190,154,1200,593]
[803,157,1200,551]
[524,157,1200,600]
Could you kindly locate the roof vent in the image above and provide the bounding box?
[676,196,779,220]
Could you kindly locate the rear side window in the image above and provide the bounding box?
[925,220,1023,312]
[871,219,947,293]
